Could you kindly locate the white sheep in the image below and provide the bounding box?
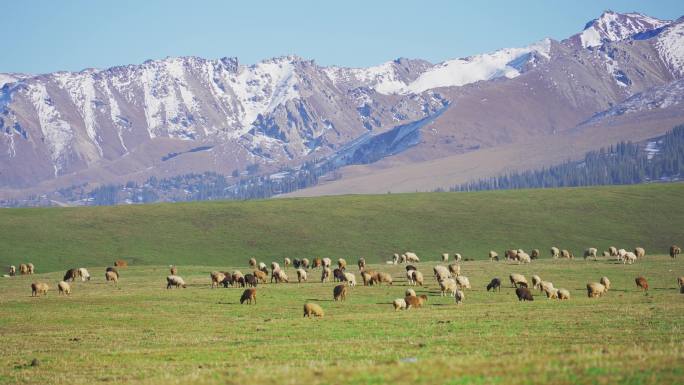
[622,252,637,264]
[455,275,471,289]
[405,288,416,297]
[531,275,542,290]
[166,275,187,289]
[441,253,449,262]
[439,278,457,296]
[78,268,91,281]
[296,268,308,283]
[404,252,420,262]
[393,298,407,311]
[343,272,356,287]
[454,289,464,305]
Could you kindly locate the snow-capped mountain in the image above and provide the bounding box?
[1,10,683,202]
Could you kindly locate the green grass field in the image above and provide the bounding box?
[0,257,683,385]
[0,184,683,384]
[0,183,683,272]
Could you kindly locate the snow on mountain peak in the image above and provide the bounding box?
[579,10,669,48]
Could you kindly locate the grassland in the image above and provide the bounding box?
[0,183,683,272]
[0,256,683,385]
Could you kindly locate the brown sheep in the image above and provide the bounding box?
[31,282,49,296]
[560,249,573,259]
[106,266,119,276]
[360,271,372,286]
[303,303,324,318]
[321,267,332,283]
[27,263,35,274]
[312,257,322,269]
[58,281,71,295]
[634,247,646,259]
[333,284,348,301]
[677,276,684,288]
[333,268,346,282]
[63,268,81,282]
[19,263,28,275]
[114,260,128,268]
[370,271,393,286]
[240,288,256,304]
[301,258,310,269]
[515,287,534,301]
[105,271,118,283]
[448,264,461,276]
[587,282,606,298]
[253,270,268,283]
[530,249,540,259]
[557,288,570,300]
[635,276,648,292]
[600,276,611,291]
[670,245,681,258]
[405,294,428,309]
[244,274,258,287]
[357,258,366,271]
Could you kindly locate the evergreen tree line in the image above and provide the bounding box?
[449,125,684,192]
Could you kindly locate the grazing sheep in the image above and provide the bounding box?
[245,274,258,287]
[293,258,302,269]
[392,253,400,264]
[303,303,324,318]
[273,269,289,283]
[602,250,611,257]
[544,287,559,299]
[211,271,226,288]
[357,258,366,271]
[169,266,177,276]
[587,282,607,298]
[530,249,540,259]
[232,271,245,287]
[531,275,542,290]
[360,271,372,286]
[166,275,187,289]
[63,268,80,282]
[371,272,393,285]
[634,247,646,258]
[557,288,570,300]
[399,254,407,263]
[515,287,534,301]
[486,278,501,292]
[106,267,119,276]
[19,264,28,275]
[301,258,310,269]
[453,253,463,262]
[105,271,118,283]
[405,265,417,272]
[405,294,428,309]
[114,260,127,268]
[8,265,16,276]
[600,276,611,291]
[540,281,555,294]
[550,247,560,259]
[338,258,347,270]
[27,263,35,274]
[248,258,257,268]
[677,276,684,288]
[635,276,648,292]
[257,262,267,272]
[221,273,234,288]
[271,262,280,274]
[240,288,257,304]
[406,270,415,285]
[284,257,291,267]
[31,282,49,296]
[455,275,471,289]
[454,289,465,304]
[517,252,531,264]
[343,272,357,287]
[253,270,268,283]
[441,253,449,262]
[560,249,573,259]
[618,249,627,258]
[584,248,598,260]
[433,265,451,281]
[404,252,420,263]
[681,286,684,294]
[489,251,499,261]
[509,273,528,288]
[412,271,424,286]
[333,284,348,301]
[670,245,681,258]
[58,281,71,295]
[405,288,416,297]
[393,298,407,311]
[609,246,619,257]
[312,257,322,269]
[322,258,332,268]
[296,268,308,283]
[439,278,457,296]
[622,252,637,264]
[448,264,461,276]
[78,267,90,281]
[321,267,332,283]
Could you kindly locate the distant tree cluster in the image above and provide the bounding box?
[449,125,684,192]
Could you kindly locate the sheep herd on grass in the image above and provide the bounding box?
[5,243,683,317]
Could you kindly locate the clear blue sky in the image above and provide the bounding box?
[2,0,683,74]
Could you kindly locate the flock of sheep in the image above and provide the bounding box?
[6,245,683,316]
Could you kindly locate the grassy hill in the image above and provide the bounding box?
[1,183,683,273]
